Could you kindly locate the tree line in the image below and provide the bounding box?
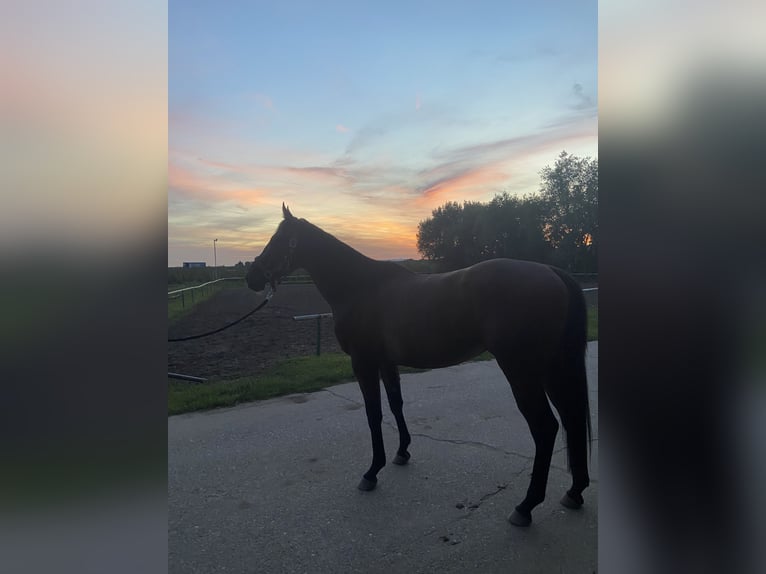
[416,151,597,272]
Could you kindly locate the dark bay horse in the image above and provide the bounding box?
[247,204,591,527]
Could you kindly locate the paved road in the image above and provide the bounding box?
[169,343,598,573]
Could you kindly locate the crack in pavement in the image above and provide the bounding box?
[321,387,362,406]
[320,388,597,483]
[391,481,519,554]
[480,482,509,502]
[409,431,536,464]
[459,482,513,515]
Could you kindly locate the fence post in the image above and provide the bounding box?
[293,313,332,356]
[181,292,185,308]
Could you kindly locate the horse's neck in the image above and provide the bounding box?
[298,228,380,306]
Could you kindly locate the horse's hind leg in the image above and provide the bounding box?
[545,355,590,509]
[556,409,589,510]
[496,359,559,527]
[353,356,386,491]
[381,363,411,465]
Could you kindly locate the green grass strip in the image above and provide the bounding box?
[587,306,598,341]
[169,354,355,415]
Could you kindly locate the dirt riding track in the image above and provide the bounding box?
[168,284,343,380]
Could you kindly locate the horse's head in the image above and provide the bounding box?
[246,203,301,293]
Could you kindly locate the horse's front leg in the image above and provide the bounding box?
[352,356,386,491]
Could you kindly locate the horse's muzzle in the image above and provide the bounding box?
[246,267,266,292]
[246,263,277,294]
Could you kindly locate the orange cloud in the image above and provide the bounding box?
[168,161,270,205]
[170,153,355,205]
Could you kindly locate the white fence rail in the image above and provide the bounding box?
[168,276,244,297]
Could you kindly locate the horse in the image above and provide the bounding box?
[246,204,591,527]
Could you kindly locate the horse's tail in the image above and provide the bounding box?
[548,266,592,470]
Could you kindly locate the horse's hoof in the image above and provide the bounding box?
[560,492,583,509]
[508,509,532,527]
[392,452,410,465]
[357,477,377,491]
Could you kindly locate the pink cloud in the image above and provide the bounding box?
[335,124,350,133]
[168,161,270,205]
[169,153,360,210]
[415,164,509,208]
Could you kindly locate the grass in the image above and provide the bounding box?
[587,306,598,340]
[169,354,356,415]
[169,307,598,416]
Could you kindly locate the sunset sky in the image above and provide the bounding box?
[169,1,598,266]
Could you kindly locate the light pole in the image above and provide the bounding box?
[213,238,218,279]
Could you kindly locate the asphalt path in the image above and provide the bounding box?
[169,342,598,573]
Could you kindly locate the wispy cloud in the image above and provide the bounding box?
[168,87,596,263]
[571,83,595,111]
[496,44,560,64]
[169,168,265,205]
[415,164,509,205]
[345,125,387,154]
[417,112,596,197]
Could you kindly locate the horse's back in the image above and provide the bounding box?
[464,259,570,357]
[405,258,567,308]
[375,258,570,368]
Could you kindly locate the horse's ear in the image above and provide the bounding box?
[282,203,294,220]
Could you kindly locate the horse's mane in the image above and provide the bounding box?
[295,217,412,283]
[297,218,371,261]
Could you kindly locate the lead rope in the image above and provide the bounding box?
[168,285,274,343]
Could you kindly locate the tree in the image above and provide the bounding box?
[539,151,598,271]
[416,151,598,272]
[416,196,551,269]
[417,201,476,270]
[486,192,552,263]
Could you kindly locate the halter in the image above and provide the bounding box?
[261,236,298,291]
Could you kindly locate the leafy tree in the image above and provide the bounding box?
[486,192,552,262]
[417,201,477,270]
[539,151,598,271]
[416,151,598,272]
[416,196,552,270]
